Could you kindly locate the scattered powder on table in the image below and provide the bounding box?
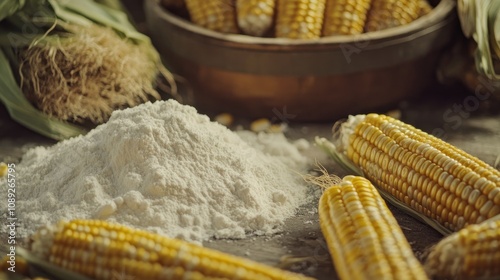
[1,100,311,243]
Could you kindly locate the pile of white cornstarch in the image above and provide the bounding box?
[3,100,312,243]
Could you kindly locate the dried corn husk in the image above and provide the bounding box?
[0,0,175,140]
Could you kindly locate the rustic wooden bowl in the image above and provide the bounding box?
[145,0,458,121]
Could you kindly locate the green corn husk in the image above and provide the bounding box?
[0,0,175,140]
[458,0,500,80]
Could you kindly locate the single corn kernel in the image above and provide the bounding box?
[0,162,7,178]
[385,109,402,120]
[266,123,288,133]
[250,118,271,132]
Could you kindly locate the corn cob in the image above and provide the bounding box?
[314,175,427,280]
[185,0,239,33]
[322,0,372,36]
[425,216,500,279]
[236,0,276,36]
[335,114,500,232]
[275,0,326,39]
[365,0,421,32]
[29,219,313,280]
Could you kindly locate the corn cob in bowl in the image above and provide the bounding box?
[147,0,456,121]
[164,0,434,38]
[23,219,314,280]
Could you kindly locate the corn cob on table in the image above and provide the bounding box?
[1,86,499,279]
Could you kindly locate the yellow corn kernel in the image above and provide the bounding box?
[30,220,313,280]
[214,113,234,127]
[322,0,372,36]
[275,0,326,39]
[337,114,500,232]
[0,162,7,178]
[250,118,271,132]
[425,217,500,279]
[313,175,427,280]
[365,0,421,32]
[266,123,288,133]
[236,0,276,36]
[185,0,239,33]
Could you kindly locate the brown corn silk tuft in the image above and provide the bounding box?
[275,0,327,39]
[19,23,161,124]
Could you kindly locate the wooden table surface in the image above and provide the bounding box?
[1,84,499,279]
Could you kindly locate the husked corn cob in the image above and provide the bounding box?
[315,175,427,280]
[336,114,500,232]
[185,0,239,33]
[322,0,372,36]
[365,0,421,32]
[425,217,500,279]
[29,219,313,280]
[236,0,276,36]
[275,0,326,39]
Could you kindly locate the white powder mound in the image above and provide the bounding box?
[2,100,310,243]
